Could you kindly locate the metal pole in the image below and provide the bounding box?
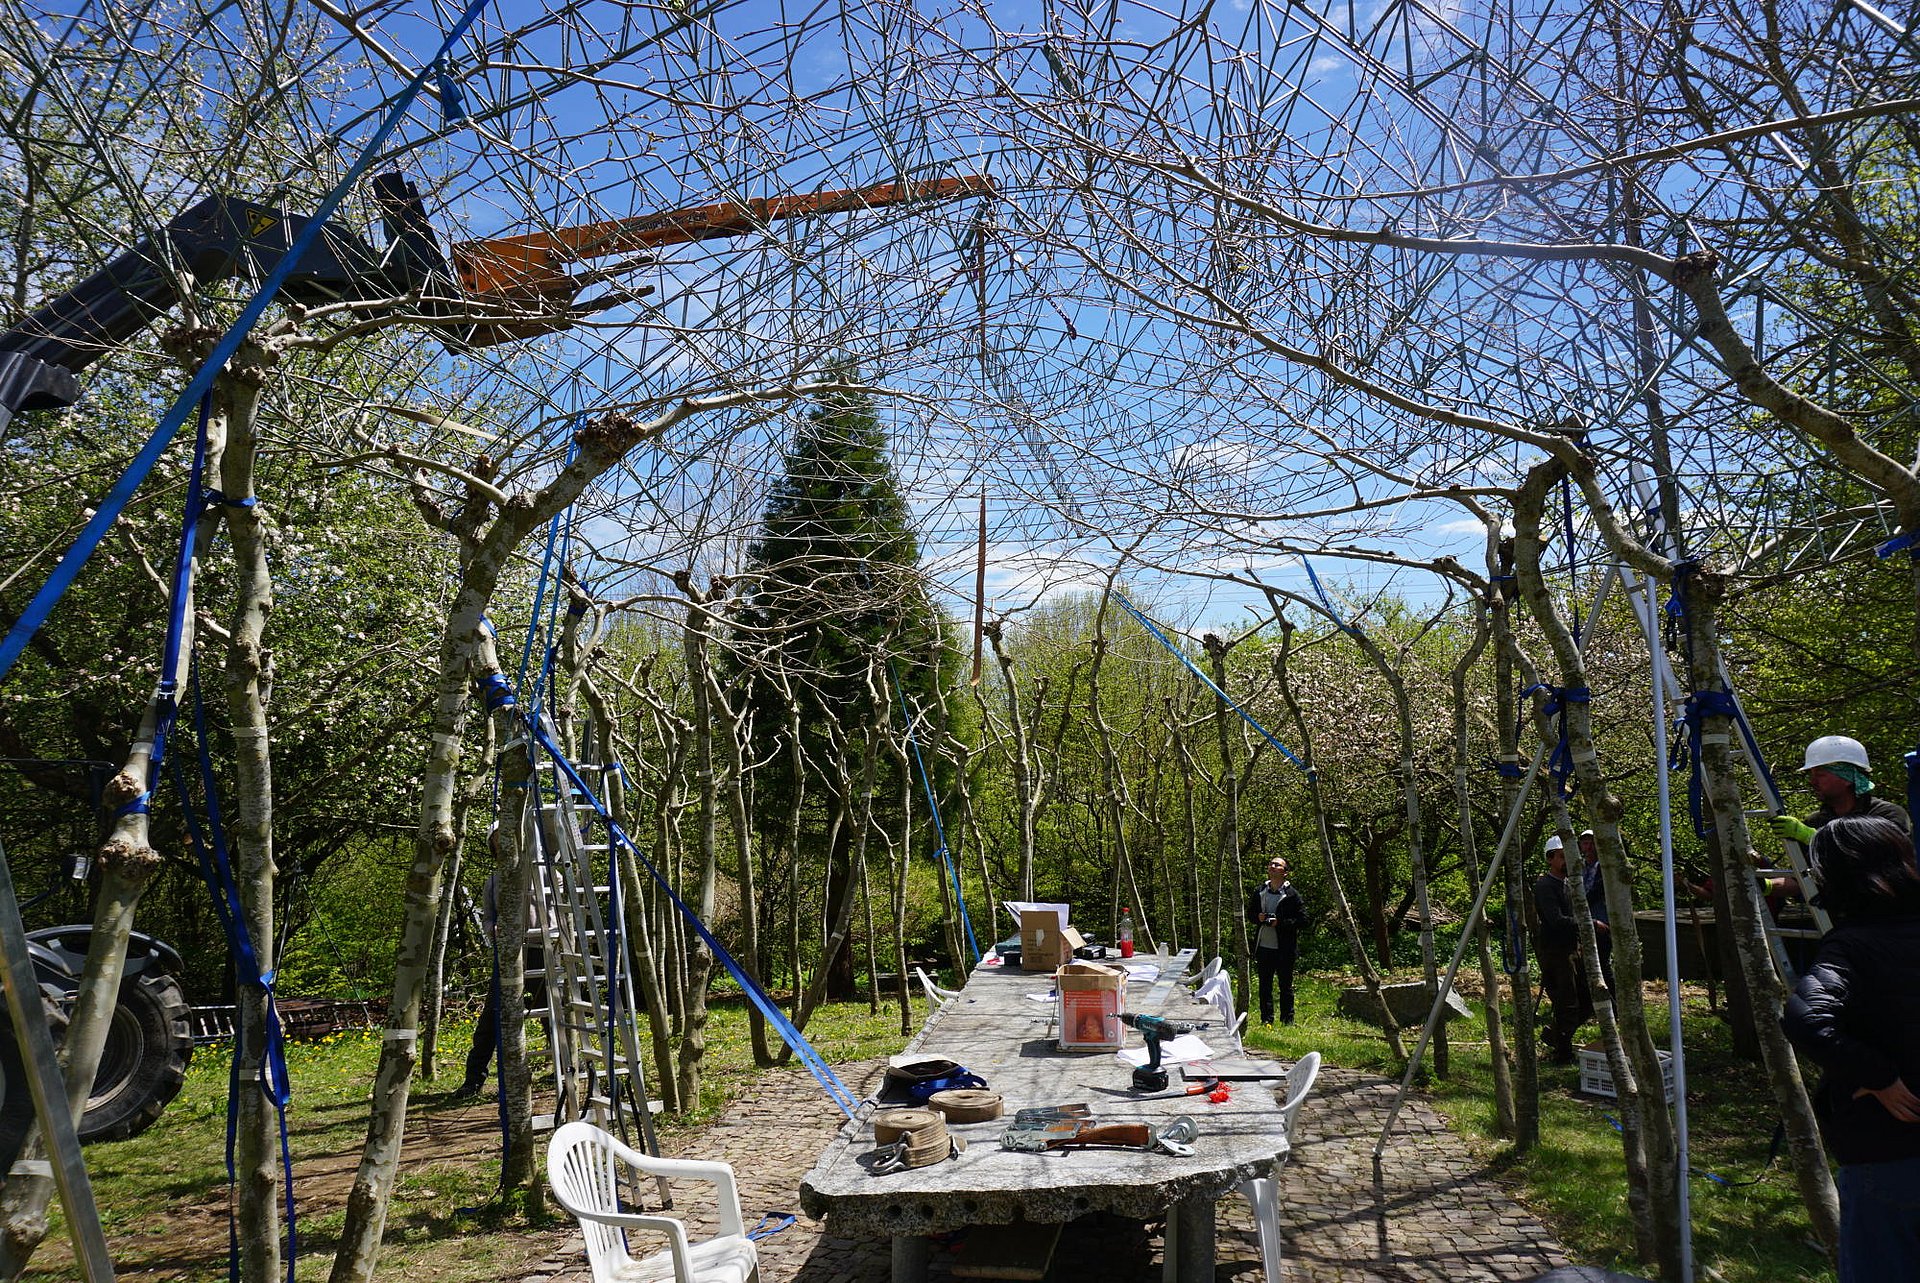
[1626,569,1694,1283]
[0,836,116,1281]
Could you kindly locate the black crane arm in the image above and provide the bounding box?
[0,176,442,432]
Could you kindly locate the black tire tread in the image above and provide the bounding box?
[73,971,193,1144]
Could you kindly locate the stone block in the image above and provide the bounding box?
[1336,981,1470,1028]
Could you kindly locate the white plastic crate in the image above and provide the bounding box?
[1578,1047,1675,1104]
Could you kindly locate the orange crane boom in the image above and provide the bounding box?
[450,174,994,342]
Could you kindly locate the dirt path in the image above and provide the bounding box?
[524,1061,1574,1282]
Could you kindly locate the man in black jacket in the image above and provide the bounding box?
[1533,836,1589,1065]
[1246,857,1308,1024]
[1782,815,1920,1281]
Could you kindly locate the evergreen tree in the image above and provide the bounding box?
[729,374,952,992]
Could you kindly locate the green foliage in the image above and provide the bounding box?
[730,374,953,767]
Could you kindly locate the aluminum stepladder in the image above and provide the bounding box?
[1622,476,1831,986]
[526,747,665,1182]
[0,836,114,1280]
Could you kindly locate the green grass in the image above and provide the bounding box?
[1243,971,1835,1283]
[31,998,912,1283]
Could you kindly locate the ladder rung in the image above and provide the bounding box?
[1767,926,1823,940]
[1754,868,1799,879]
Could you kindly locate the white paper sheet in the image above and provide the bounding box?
[1002,899,1070,926]
[1115,1033,1214,1067]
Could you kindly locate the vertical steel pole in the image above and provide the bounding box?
[1628,572,1694,1283]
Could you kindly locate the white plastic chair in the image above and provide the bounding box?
[548,1120,761,1283]
[1196,971,1237,1034]
[1189,955,1224,988]
[914,965,960,1006]
[1237,1051,1320,1283]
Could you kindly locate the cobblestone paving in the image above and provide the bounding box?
[526,1061,1571,1282]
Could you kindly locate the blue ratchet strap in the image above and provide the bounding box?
[1520,683,1589,798]
[887,659,979,962]
[479,671,517,712]
[1680,689,1740,839]
[0,0,495,686]
[748,1212,797,1241]
[1302,557,1364,640]
[117,394,218,819]
[1875,530,1917,559]
[1487,757,1528,780]
[530,727,858,1115]
[177,671,296,1283]
[434,59,469,124]
[1113,593,1312,779]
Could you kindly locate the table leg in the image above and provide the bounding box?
[1171,1194,1215,1283]
[891,1232,931,1282]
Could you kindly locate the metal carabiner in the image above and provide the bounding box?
[870,1140,911,1175]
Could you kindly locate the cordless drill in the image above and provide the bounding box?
[1120,1012,1196,1092]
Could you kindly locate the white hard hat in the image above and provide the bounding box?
[1544,835,1564,853]
[1801,735,1870,773]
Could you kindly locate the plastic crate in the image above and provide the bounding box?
[1578,1046,1675,1103]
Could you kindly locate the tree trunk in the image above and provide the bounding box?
[785,726,877,1043]
[1513,463,1678,1278]
[1673,568,1839,1247]
[985,623,1040,901]
[1451,598,1513,1132]
[705,655,772,1065]
[332,408,667,1283]
[1490,541,1540,1150]
[1268,618,1405,1059]
[672,578,720,1111]
[489,718,537,1191]
[423,718,493,1082]
[1204,637,1251,1002]
[216,368,283,1282]
[0,364,232,1278]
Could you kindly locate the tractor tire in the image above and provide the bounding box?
[73,971,193,1144]
[0,985,69,1173]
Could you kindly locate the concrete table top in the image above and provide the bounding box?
[799,954,1292,1247]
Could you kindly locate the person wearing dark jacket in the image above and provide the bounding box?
[1782,815,1920,1282]
[1533,836,1589,1065]
[1246,857,1308,1024]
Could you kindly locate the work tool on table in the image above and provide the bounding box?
[1012,1103,1091,1125]
[1119,1012,1197,1092]
[1000,1116,1198,1157]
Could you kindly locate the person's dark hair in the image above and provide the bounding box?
[1808,816,1920,919]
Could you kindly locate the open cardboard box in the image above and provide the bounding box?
[1005,901,1084,971]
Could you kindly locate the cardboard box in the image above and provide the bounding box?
[1012,902,1083,971]
[1056,962,1126,1050]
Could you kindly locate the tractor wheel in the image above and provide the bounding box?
[0,986,68,1171]
[73,970,193,1144]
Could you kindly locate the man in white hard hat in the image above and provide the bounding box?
[1771,736,1912,848]
[1531,835,1589,1065]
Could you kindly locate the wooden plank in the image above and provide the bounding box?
[952,1220,1062,1279]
